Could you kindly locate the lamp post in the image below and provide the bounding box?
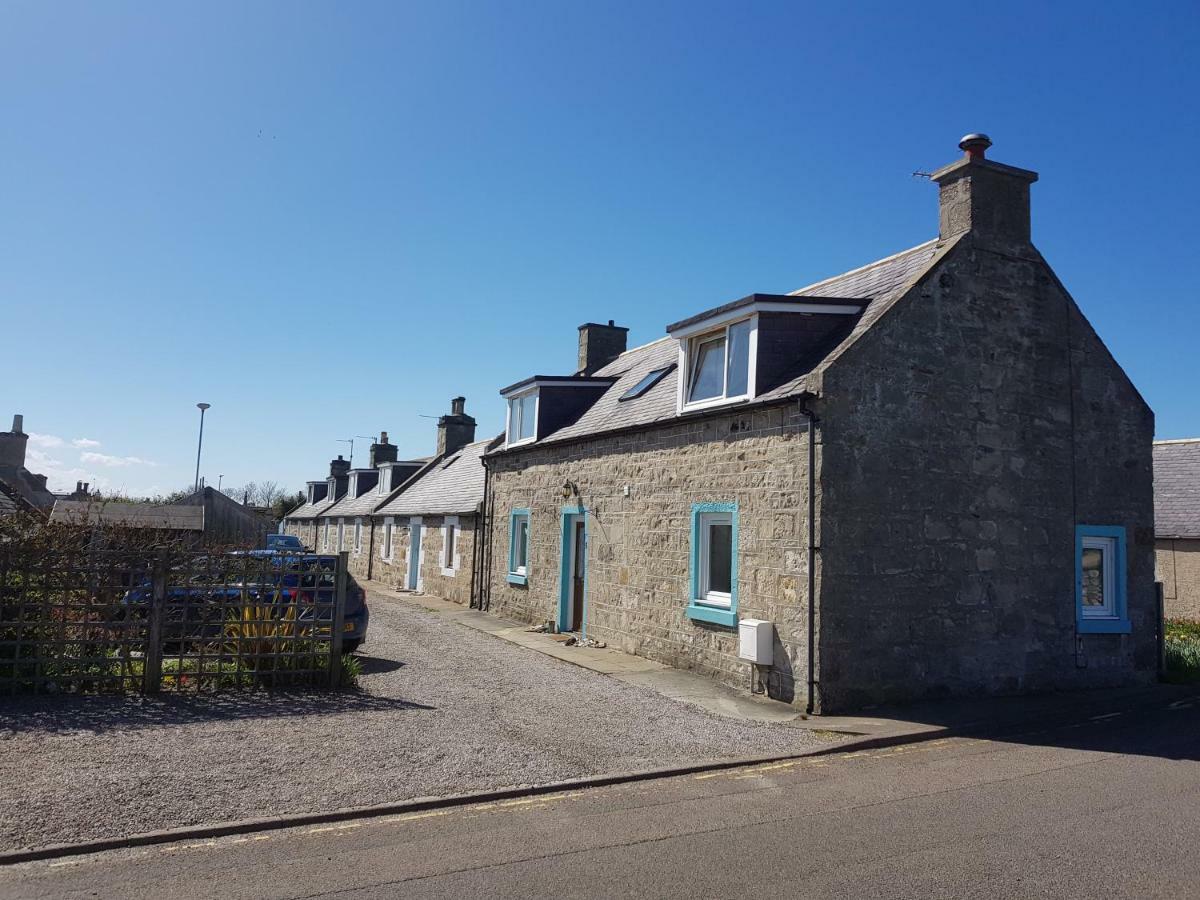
[194,403,210,493]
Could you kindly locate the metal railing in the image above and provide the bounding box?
[0,548,347,695]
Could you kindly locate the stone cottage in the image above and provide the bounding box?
[370,399,496,606]
[480,135,1157,713]
[0,415,56,511]
[1154,438,1200,620]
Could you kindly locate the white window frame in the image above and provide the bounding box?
[1080,534,1118,619]
[337,518,345,552]
[407,516,424,591]
[378,466,390,495]
[322,519,330,550]
[508,510,530,580]
[505,390,539,447]
[676,315,758,413]
[697,511,734,609]
[381,516,394,561]
[441,515,460,576]
[353,518,363,555]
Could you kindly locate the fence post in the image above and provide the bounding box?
[144,552,166,694]
[328,551,347,687]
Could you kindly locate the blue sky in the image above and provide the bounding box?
[3,1,1198,497]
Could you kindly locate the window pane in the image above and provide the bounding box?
[516,519,529,569]
[516,394,536,440]
[446,525,456,564]
[689,336,726,402]
[507,399,521,442]
[726,320,750,397]
[1081,546,1107,612]
[707,521,732,594]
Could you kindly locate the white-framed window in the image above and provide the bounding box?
[507,509,530,584]
[506,391,538,445]
[337,518,345,552]
[381,516,394,560]
[683,318,753,408]
[378,466,390,495]
[353,518,363,554]
[696,511,734,608]
[441,515,460,576]
[322,519,330,550]
[685,502,738,628]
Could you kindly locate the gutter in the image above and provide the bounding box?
[798,393,819,715]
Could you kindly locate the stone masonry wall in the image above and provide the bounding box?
[1157,539,1200,621]
[367,515,478,606]
[486,406,812,704]
[814,237,1157,711]
[284,520,318,551]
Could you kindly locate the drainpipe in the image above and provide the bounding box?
[476,454,492,611]
[799,395,819,715]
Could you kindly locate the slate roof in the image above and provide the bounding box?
[1154,439,1200,539]
[286,494,340,521]
[497,238,946,451]
[50,500,205,530]
[321,478,385,520]
[377,437,498,517]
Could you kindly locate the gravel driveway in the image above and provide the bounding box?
[1,592,830,852]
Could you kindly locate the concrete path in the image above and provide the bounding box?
[10,686,1199,898]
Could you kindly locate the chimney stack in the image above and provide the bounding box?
[369,431,399,468]
[931,134,1038,250]
[577,321,628,375]
[0,413,29,470]
[437,397,477,457]
[329,454,350,478]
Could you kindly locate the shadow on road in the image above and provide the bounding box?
[0,689,435,736]
[853,682,1200,762]
[355,655,405,675]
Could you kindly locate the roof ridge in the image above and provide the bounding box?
[1154,438,1200,445]
[788,238,939,296]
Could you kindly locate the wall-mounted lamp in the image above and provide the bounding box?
[561,480,579,500]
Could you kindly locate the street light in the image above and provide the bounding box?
[194,403,210,493]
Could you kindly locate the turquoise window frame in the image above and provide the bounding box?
[1075,524,1130,634]
[686,501,739,628]
[558,506,589,635]
[507,508,530,586]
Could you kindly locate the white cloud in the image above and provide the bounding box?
[27,448,64,469]
[71,438,101,448]
[80,451,160,468]
[27,432,64,448]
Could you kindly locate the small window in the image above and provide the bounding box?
[353,518,363,554]
[323,520,330,550]
[442,516,460,576]
[337,519,345,552]
[381,518,394,560]
[378,467,390,495]
[686,503,738,627]
[1076,525,1130,633]
[508,509,530,584]
[619,364,675,402]
[507,392,537,444]
[685,319,752,406]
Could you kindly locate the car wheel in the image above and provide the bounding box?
[342,639,361,654]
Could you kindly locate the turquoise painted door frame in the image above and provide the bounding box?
[558,506,588,634]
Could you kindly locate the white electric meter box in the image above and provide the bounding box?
[738,619,774,665]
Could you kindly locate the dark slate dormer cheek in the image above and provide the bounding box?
[754,311,861,394]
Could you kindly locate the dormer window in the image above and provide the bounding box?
[506,390,538,446]
[378,466,390,495]
[684,318,753,408]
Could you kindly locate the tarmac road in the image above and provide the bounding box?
[5,689,1200,899]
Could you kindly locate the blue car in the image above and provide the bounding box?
[266,534,306,552]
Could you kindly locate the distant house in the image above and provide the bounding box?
[1154,439,1200,620]
[0,415,56,511]
[282,455,352,551]
[0,480,38,519]
[480,135,1157,712]
[50,487,270,546]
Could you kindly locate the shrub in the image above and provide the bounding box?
[1164,619,1200,684]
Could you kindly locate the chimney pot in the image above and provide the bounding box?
[959,133,992,159]
[380,431,389,444]
[11,414,23,434]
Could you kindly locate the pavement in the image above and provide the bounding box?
[8,684,1199,898]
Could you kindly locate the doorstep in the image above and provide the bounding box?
[363,581,887,734]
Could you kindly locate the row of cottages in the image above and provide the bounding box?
[481,136,1156,713]
[283,402,498,607]
[1154,439,1200,620]
[285,136,1158,713]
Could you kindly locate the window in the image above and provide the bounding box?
[686,502,738,627]
[507,509,530,584]
[353,518,363,554]
[507,392,537,445]
[684,319,752,407]
[381,517,394,560]
[378,467,390,495]
[1076,525,1130,633]
[619,364,675,402]
[442,516,460,576]
[322,520,330,550]
[337,519,345,552]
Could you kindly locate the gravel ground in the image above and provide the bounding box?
[1,593,832,852]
